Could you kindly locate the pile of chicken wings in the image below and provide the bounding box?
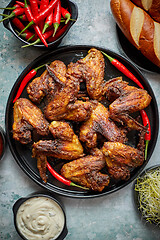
[12,48,151,192]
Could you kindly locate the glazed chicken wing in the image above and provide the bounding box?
[105,77,152,130]
[13,98,49,144]
[79,102,127,148]
[32,121,84,160]
[61,148,110,191]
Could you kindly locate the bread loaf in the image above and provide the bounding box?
[131,0,160,22]
[110,0,160,68]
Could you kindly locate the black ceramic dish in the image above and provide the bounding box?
[133,165,160,226]
[5,45,159,198]
[2,0,78,49]
[116,25,160,73]
[0,126,6,161]
[13,191,68,239]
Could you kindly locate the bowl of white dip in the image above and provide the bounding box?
[12,192,68,240]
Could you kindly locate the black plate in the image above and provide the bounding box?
[116,25,160,73]
[5,45,159,198]
[133,165,160,226]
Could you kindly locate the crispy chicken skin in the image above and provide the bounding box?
[105,77,152,130]
[101,141,145,181]
[61,148,110,191]
[79,102,127,148]
[13,98,49,144]
[32,121,84,160]
[27,60,67,104]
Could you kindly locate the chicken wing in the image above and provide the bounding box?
[13,98,49,144]
[32,121,84,160]
[66,48,106,100]
[61,148,110,191]
[101,141,145,181]
[51,100,93,122]
[105,77,152,130]
[44,63,81,121]
[27,60,67,104]
[79,102,127,148]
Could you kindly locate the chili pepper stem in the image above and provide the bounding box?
[42,23,49,34]
[18,20,34,36]
[22,38,41,48]
[0,13,14,22]
[145,140,149,160]
[64,13,70,24]
[34,64,46,72]
[101,51,114,62]
[70,182,89,190]
[27,34,35,42]
[0,7,16,10]
[53,23,59,37]
[0,13,8,17]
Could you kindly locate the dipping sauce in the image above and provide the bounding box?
[16,196,65,240]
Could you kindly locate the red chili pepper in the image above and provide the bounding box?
[140,110,151,160]
[53,0,61,37]
[18,14,28,21]
[39,0,49,30]
[22,28,54,48]
[20,31,36,41]
[61,7,71,24]
[0,7,24,22]
[42,11,53,33]
[47,23,68,42]
[47,162,89,190]
[101,52,144,89]
[19,0,59,34]
[13,64,45,103]
[21,0,48,47]
[16,1,25,8]
[29,0,39,17]
[12,17,32,34]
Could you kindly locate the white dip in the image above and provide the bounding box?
[16,196,65,240]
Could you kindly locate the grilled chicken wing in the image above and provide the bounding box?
[32,121,84,160]
[27,60,67,104]
[105,77,152,130]
[51,100,93,122]
[13,98,49,144]
[79,102,127,148]
[66,48,106,100]
[61,148,110,191]
[101,141,145,181]
[44,63,80,121]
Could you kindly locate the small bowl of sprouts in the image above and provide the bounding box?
[133,165,160,226]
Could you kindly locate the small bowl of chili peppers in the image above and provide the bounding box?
[0,126,6,161]
[1,0,78,48]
